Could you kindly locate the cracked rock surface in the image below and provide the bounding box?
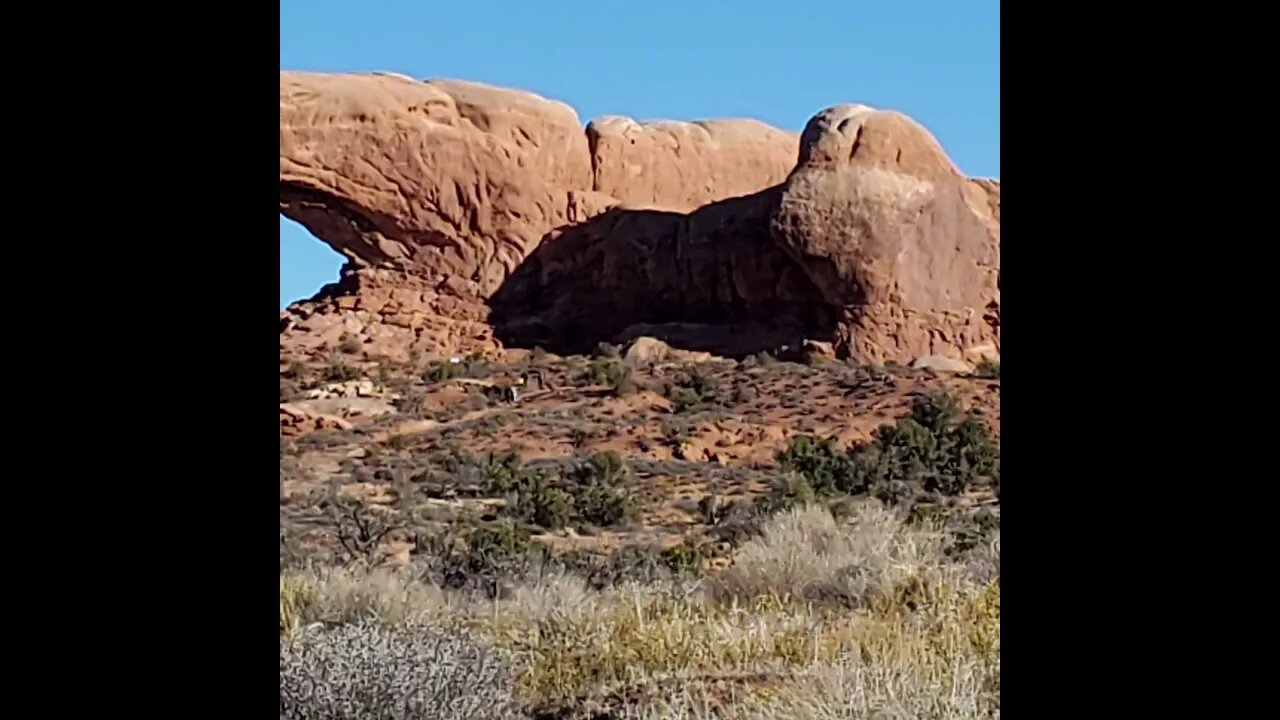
[280,72,999,365]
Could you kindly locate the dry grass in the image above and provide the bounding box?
[281,500,999,718]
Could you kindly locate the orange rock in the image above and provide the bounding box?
[280,75,1000,367]
[770,105,1000,363]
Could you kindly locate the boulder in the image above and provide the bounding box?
[769,104,1000,363]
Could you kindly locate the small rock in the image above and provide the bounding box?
[624,336,671,365]
[911,355,974,373]
[803,340,837,359]
[292,397,395,420]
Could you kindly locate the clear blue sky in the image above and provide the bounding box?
[280,0,1000,309]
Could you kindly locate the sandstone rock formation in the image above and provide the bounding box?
[280,71,999,365]
[587,117,798,211]
[281,71,801,362]
[770,105,1000,362]
[488,187,835,357]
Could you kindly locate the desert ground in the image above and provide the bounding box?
[280,344,1000,719]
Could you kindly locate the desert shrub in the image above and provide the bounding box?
[280,576,311,637]
[425,354,489,384]
[778,392,1000,505]
[425,362,460,384]
[729,382,758,404]
[572,483,635,527]
[323,494,404,565]
[931,503,1001,555]
[324,358,362,383]
[974,358,1001,379]
[557,548,653,588]
[658,542,705,577]
[393,392,424,415]
[560,543,702,588]
[855,391,999,497]
[663,365,719,412]
[580,356,629,388]
[756,472,820,516]
[608,365,637,396]
[667,387,701,413]
[567,452,637,527]
[568,426,593,449]
[507,471,575,530]
[482,449,528,494]
[468,451,637,530]
[993,458,1000,499]
[280,565,444,630]
[777,435,861,496]
[838,365,894,393]
[571,451,630,486]
[683,365,718,396]
[461,353,490,376]
[280,618,523,720]
[443,523,542,588]
[707,501,950,609]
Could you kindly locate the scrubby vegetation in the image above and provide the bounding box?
[975,358,1001,379]
[775,390,999,509]
[662,364,720,412]
[280,355,1000,718]
[281,501,999,719]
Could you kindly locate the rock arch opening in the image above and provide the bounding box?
[279,215,346,310]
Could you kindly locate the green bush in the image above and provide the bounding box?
[855,391,999,497]
[477,450,638,529]
[426,362,460,383]
[663,365,719,412]
[668,387,702,413]
[776,391,999,506]
[975,358,1001,379]
[568,452,637,526]
[444,523,540,584]
[581,356,630,389]
[508,471,575,530]
[482,450,528,494]
[777,435,861,496]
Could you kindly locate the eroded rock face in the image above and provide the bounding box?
[769,105,1000,362]
[279,265,499,364]
[280,73,1000,365]
[280,72,592,297]
[587,117,798,211]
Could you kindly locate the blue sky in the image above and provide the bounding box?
[280,0,1000,309]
